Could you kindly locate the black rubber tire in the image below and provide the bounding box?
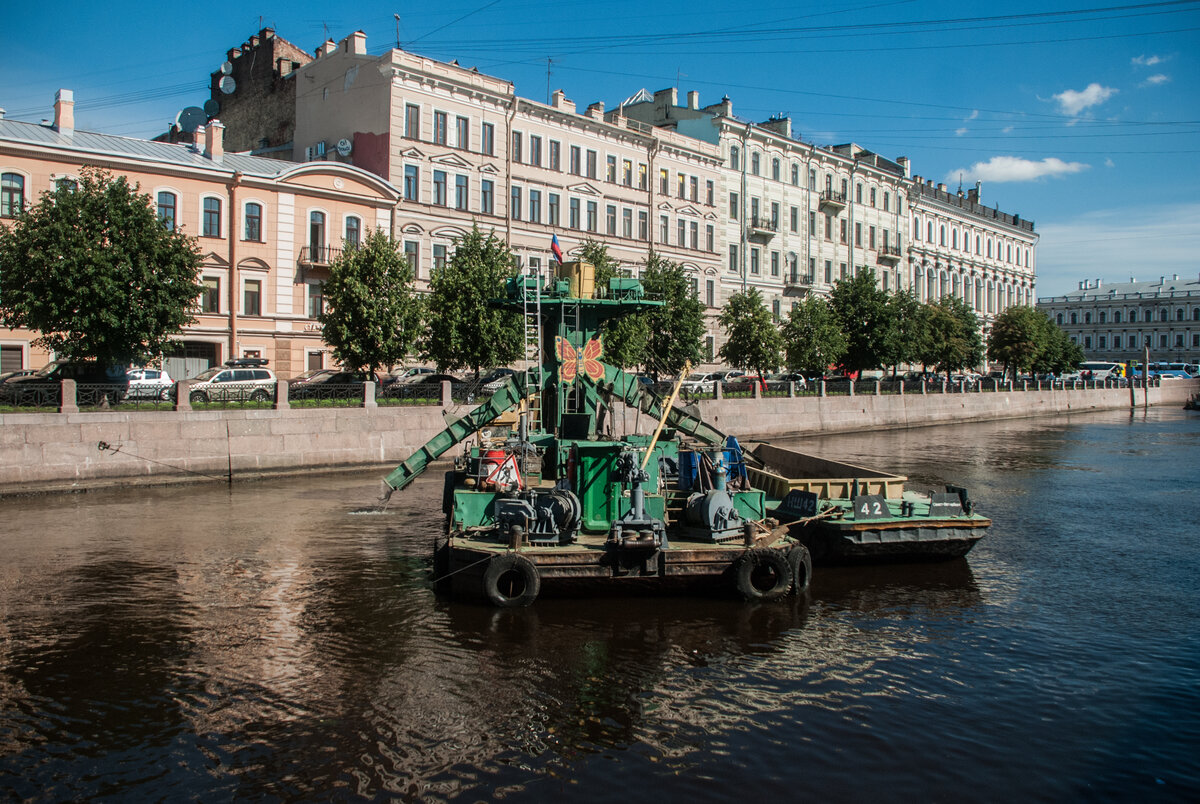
[483,554,540,607]
[733,547,792,601]
[250,389,270,402]
[189,391,206,404]
[787,544,813,595]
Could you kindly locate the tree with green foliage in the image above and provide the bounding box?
[828,268,891,374]
[987,305,1045,380]
[781,296,847,377]
[1032,313,1085,376]
[422,225,522,378]
[719,287,783,381]
[881,290,925,376]
[918,296,983,377]
[0,166,202,367]
[641,250,705,378]
[578,238,621,289]
[319,228,424,374]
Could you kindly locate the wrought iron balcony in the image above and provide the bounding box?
[747,215,778,240]
[877,244,902,265]
[298,245,343,266]
[783,272,814,295]
[818,190,847,213]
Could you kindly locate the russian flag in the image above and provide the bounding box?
[551,234,564,265]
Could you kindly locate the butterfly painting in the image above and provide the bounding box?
[556,336,605,383]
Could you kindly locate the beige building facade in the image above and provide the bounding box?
[0,90,400,378]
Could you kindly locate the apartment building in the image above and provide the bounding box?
[0,90,400,377]
[290,34,725,343]
[621,89,910,323]
[1038,275,1200,365]
[908,178,1038,337]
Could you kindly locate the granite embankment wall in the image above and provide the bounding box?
[1,381,1195,494]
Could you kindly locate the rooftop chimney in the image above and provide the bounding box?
[343,30,366,55]
[203,120,225,162]
[687,91,699,110]
[586,101,605,120]
[53,89,74,136]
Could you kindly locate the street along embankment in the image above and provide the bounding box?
[1,380,1195,494]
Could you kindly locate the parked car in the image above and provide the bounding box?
[723,373,767,392]
[185,364,277,403]
[0,360,129,406]
[382,367,436,389]
[951,372,982,386]
[0,369,36,383]
[125,367,174,400]
[478,367,518,393]
[767,372,808,390]
[288,370,381,401]
[679,372,720,392]
[381,373,463,398]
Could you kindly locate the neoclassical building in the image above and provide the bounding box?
[1038,275,1200,365]
[907,178,1038,340]
[0,90,401,378]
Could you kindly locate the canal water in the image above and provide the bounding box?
[1,408,1198,801]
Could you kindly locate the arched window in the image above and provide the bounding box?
[1145,309,1153,323]
[791,163,799,185]
[751,152,760,175]
[1176,308,1185,322]
[771,157,780,181]
[730,146,740,170]
[244,202,262,241]
[940,225,946,246]
[974,278,983,311]
[1084,312,1091,324]
[0,173,24,218]
[1070,313,1077,324]
[1193,307,1200,321]
[1099,311,1106,323]
[913,216,921,239]
[309,211,326,257]
[1056,313,1063,325]
[156,191,177,231]
[345,215,361,248]
[952,229,958,249]
[1113,310,1121,323]
[1160,308,1168,322]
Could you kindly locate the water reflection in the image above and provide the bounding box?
[1,408,1198,800]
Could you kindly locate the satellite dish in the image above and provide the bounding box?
[219,76,236,94]
[220,61,234,75]
[203,99,220,117]
[336,138,352,157]
[176,106,207,134]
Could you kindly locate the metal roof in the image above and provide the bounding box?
[0,118,292,178]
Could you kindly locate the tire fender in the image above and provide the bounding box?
[787,544,813,595]
[733,547,792,601]
[483,554,540,607]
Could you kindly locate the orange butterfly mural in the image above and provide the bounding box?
[556,336,605,383]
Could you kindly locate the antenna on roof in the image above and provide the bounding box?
[176,106,207,134]
[394,13,401,49]
[957,172,963,193]
[546,58,553,104]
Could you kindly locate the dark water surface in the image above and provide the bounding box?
[2,408,1198,801]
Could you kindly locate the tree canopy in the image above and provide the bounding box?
[781,296,847,377]
[987,305,1045,379]
[881,290,925,375]
[319,228,423,374]
[918,295,983,376]
[640,250,705,378]
[421,225,522,377]
[718,287,782,379]
[828,268,891,374]
[0,167,202,367]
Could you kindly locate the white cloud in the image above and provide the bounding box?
[1141,73,1170,87]
[1053,83,1118,116]
[948,156,1089,184]
[955,127,968,136]
[1002,125,1014,134]
[1131,54,1164,67]
[1105,158,1115,168]
[965,110,979,121]
[1035,204,1200,297]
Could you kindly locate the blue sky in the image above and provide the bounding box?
[5,1,1198,296]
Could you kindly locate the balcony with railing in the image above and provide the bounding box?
[747,215,778,240]
[783,272,814,295]
[877,244,902,265]
[298,244,343,266]
[818,189,847,213]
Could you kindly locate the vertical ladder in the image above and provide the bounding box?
[522,265,543,432]
[561,299,582,413]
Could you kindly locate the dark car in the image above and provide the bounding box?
[0,360,129,406]
[288,370,381,401]
[382,373,462,399]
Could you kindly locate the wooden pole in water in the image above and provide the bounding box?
[1144,344,1151,411]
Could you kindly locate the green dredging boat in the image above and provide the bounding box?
[382,261,989,606]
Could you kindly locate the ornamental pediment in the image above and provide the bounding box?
[399,222,425,235]
[399,147,425,161]
[567,182,602,196]
[478,163,501,175]
[200,251,229,268]
[429,152,473,169]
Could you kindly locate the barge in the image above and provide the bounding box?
[382,261,988,606]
